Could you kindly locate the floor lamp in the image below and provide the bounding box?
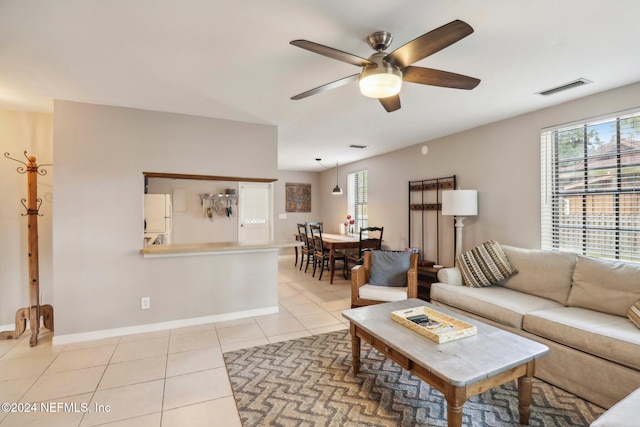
[442,189,478,258]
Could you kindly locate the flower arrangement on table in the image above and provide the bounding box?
[344,215,356,234]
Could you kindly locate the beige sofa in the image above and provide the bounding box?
[591,387,640,426]
[430,245,640,409]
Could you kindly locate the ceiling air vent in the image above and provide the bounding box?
[537,78,592,96]
[348,144,369,149]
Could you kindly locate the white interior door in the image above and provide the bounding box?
[238,182,272,242]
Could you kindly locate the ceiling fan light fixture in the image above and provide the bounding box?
[359,64,403,98]
[291,20,479,111]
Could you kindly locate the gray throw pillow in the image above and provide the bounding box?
[370,251,411,287]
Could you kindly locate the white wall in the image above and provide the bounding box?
[53,101,278,336]
[319,81,640,267]
[272,169,320,254]
[0,110,53,327]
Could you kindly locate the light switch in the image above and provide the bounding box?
[279,213,287,220]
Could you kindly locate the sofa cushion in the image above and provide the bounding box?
[359,284,409,302]
[566,256,640,317]
[499,245,576,305]
[523,307,640,371]
[457,240,517,287]
[436,267,463,286]
[430,282,563,329]
[369,250,411,287]
[628,300,640,329]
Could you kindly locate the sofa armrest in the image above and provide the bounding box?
[351,264,367,302]
[437,267,463,286]
[591,388,640,427]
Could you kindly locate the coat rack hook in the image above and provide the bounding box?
[4,151,29,174]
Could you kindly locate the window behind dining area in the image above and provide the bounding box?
[541,109,640,262]
[348,169,368,231]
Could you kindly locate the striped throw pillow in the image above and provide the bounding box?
[457,240,517,287]
[629,300,640,329]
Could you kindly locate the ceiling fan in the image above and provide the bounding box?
[290,20,480,112]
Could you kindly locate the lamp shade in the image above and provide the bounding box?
[442,190,478,216]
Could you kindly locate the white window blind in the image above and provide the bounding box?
[541,109,640,262]
[347,170,368,230]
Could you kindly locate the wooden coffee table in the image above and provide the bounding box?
[342,299,549,426]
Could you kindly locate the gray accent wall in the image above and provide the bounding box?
[317,82,640,267]
[2,81,639,335]
[52,101,278,336]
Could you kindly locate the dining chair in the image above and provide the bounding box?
[305,221,323,233]
[351,250,418,308]
[346,226,384,274]
[309,223,347,280]
[297,223,314,273]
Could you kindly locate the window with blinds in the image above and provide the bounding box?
[347,170,368,230]
[541,109,640,262]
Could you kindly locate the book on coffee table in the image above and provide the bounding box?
[391,306,477,344]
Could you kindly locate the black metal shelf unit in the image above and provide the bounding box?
[408,175,456,265]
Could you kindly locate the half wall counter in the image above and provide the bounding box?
[141,240,300,257]
[138,240,301,334]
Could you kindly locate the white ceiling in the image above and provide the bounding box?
[1,1,640,171]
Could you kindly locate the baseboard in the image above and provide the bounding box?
[52,305,279,346]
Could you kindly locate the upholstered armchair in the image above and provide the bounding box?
[351,250,418,308]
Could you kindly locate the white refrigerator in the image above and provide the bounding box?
[144,194,172,245]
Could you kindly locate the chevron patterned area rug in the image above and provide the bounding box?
[223,330,605,426]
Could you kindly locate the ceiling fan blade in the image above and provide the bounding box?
[385,20,474,68]
[291,40,374,67]
[379,94,401,112]
[291,74,360,100]
[403,66,480,90]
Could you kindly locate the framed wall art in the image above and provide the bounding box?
[285,183,311,212]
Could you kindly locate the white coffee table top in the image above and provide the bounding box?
[342,299,549,386]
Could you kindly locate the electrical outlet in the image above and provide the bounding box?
[141,297,151,310]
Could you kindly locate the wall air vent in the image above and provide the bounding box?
[537,78,592,96]
[348,144,369,149]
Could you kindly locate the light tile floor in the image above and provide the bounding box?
[0,255,351,426]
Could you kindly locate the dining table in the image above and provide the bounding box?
[320,233,379,284]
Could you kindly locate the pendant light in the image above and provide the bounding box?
[332,161,343,195]
[316,158,344,195]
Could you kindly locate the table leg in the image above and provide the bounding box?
[518,361,535,425]
[444,384,466,427]
[329,246,336,284]
[350,323,361,374]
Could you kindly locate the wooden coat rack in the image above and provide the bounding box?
[1,152,54,346]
